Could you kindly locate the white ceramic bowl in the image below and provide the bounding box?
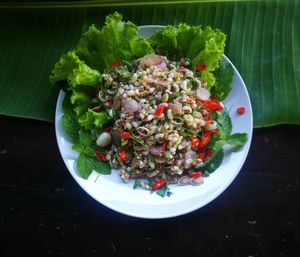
[55,25,253,219]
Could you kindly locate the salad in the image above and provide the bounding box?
[50,12,247,197]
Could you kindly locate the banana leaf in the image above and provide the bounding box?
[0,0,299,127]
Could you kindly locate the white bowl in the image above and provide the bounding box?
[55,25,253,219]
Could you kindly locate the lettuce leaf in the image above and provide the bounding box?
[149,24,226,88]
[76,12,153,71]
[212,60,234,100]
[49,51,100,87]
[80,109,110,130]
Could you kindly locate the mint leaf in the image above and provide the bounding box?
[93,158,111,175]
[155,184,172,197]
[217,110,232,136]
[203,149,224,174]
[77,152,111,179]
[79,129,93,146]
[62,112,80,143]
[212,60,234,100]
[77,152,95,179]
[225,133,248,146]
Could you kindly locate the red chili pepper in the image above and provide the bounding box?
[200,133,211,148]
[203,100,223,111]
[103,127,111,132]
[154,105,165,115]
[162,143,167,152]
[95,150,107,161]
[118,148,128,162]
[197,149,206,161]
[206,149,213,158]
[191,136,200,149]
[237,106,246,114]
[120,132,132,139]
[196,63,207,71]
[111,60,121,67]
[188,171,203,178]
[209,101,223,111]
[152,179,167,191]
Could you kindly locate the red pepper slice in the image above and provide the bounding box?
[206,149,213,158]
[111,60,121,67]
[237,106,246,114]
[95,150,107,161]
[203,100,223,111]
[154,105,165,115]
[118,148,128,162]
[196,63,207,71]
[198,151,206,161]
[102,127,111,132]
[188,171,203,178]
[152,179,167,191]
[200,133,211,148]
[162,143,167,152]
[120,132,132,139]
[191,136,200,149]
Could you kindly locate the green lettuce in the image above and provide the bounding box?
[149,24,226,88]
[76,12,153,71]
[49,51,100,87]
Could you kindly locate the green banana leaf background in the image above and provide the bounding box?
[0,0,299,128]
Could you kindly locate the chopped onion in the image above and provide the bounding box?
[122,98,141,113]
[196,87,211,101]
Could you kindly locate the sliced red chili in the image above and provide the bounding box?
[102,127,111,132]
[95,150,107,161]
[154,105,165,115]
[188,171,203,178]
[200,133,211,148]
[196,63,207,71]
[237,106,246,114]
[162,143,167,152]
[191,136,200,149]
[206,149,213,158]
[111,60,121,67]
[203,100,223,111]
[152,179,167,191]
[120,132,132,139]
[118,148,128,162]
[198,151,206,161]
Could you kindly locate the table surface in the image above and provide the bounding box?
[0,116,299,257]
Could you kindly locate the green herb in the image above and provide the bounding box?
[212,60,234,101]
[62,112,80,143]
[131,135,147,147]
[203,149,224,174]
[155,184,172,197]
[133,180,142,189]
[77,152,111,179]
[225,133,248,145]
